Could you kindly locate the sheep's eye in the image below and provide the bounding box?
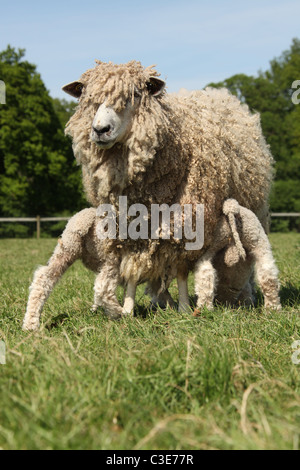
[126,91,141,107]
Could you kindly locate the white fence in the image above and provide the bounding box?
[0,213,299,239]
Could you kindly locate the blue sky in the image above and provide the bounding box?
[1,0,300,100]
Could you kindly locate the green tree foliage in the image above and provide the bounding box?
[0,46,85,236]
[208,39,300,231]
[0,42,299,235]
[52,98,77,129]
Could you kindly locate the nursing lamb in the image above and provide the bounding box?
[22,208,176,331]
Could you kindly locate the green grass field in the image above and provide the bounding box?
[0,233,299,450]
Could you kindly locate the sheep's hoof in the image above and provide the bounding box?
[192,308,201,317]
[106,311,122,321]
[121,310,134,317]
[265,302,282,311]
[22,323,39,332]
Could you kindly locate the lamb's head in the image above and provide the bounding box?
[63,61,166,150]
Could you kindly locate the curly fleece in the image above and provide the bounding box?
[65,60,274,285]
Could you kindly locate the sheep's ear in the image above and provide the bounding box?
[62,81,84,98]
[146,77,166,97]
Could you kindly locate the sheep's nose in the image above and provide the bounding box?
[93,125,111,136]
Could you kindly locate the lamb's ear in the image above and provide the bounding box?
[62,81,84,99]
[146,77,166,97]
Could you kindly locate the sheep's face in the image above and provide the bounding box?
[62,61,166,150]
[90,98,138,149]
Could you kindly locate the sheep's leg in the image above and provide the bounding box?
[194,255,217,311]
[177,273,190,313]
[146,279,176,309]
[251,238,281,310]
[23,242,78,331]
[122,280,136,316]
[92,263,123,320]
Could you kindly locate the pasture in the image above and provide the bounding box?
[0,233,299,450]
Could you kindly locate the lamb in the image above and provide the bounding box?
[193,199,281,313]
[62,60,274,305]
[22,208,176,331]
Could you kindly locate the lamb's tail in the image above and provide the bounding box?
[223,199,246,267]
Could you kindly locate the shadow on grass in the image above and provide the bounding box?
[134,304,154,318]
[45,313,72,330]
[252,284,299,309]
[134,302,177,319]
[45,284,299,331]
[45,306,152,330]
[279,283,300,307]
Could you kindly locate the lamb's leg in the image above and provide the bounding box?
[122,280,136,316]
[23,241,78,331]
[194,254,217,311]
[92,263,123,320]
[251,237,281,310]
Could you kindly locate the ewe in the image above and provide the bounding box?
[22,60,282,330]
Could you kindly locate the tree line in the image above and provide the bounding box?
[208,38,300,231]
[0,46,85,236]
[0,41,299,236]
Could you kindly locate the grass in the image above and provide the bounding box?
[0,233,299,450]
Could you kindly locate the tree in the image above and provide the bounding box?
[0,46,86,236]
[208,39,300,231]
[52,98,77,128]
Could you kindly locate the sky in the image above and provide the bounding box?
[0,0,300,100]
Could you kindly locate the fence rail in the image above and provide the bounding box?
[0,216,71,239]
[270,213,300,217]
[0,213,299,239]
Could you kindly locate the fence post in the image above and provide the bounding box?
[36,216,41,239]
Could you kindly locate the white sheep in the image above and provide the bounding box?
[62,60,274,309]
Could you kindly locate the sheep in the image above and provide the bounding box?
[62,60,274,305]
[22,208,176,331]
[193,199,281,313]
